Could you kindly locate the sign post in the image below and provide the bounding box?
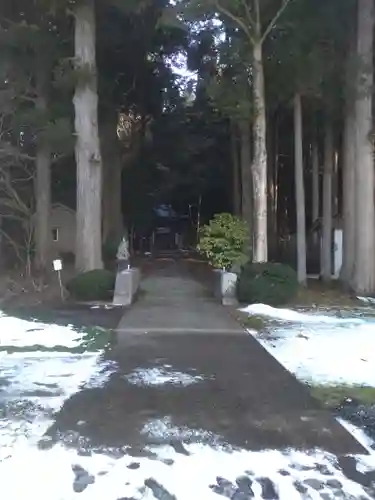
[53,259,65,300]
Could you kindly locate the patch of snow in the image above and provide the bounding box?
[1,438,375,499]
[125,366,206,387]
[141,417,223,446]
[0,312,83,349]
[0,311,110,466]
[358,296,375,305]
[1,353,102,406]
[337,418,375,456]
[241,303,364,325]
[2,309,375,499]
[90,304,119,310]
[84,360,118,389]
[243,304,375,386]
[0,350,104,464]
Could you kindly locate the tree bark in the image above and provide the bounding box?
[230,120,241,216]
[101,121,123,243]
[353,0,375,294]
[311,134,320,246]
[239,119,252,239]
[35,141,51,272]
[73,0,103,271]
[294,93,306,285]
[312,138,319,218]
[34,69,51,273]
[321,118,333,282]
[341,32,356,286]
[268,111,278,254]
[251,41,268,262]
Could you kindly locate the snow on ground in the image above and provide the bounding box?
[125,365,208,387]
[0,310,106,464]
[242,303,375,386]
[338,418,375,455]
[2,309,375,499]
[2,423,375,499]
[0,311,87,349]
[241,303,365,326]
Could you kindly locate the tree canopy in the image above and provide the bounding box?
[0,0,373,293]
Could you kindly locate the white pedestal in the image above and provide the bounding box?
[333,229,343,279]
[113,268,140,306]
[213,269,238,306]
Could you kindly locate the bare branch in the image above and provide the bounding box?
[215,0,255,44]
[254,0,261,27]
[239,0,256,30]
[261,0,293,45]
[0,227,23,265]
[17,93,38,105]
[0,142,36,162]
[0,170,33,216]
[0,196,31,217]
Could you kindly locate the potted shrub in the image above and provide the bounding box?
[197,213,249,304]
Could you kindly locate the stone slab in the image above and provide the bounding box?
[213,269,239,305]
[113,267,140,306]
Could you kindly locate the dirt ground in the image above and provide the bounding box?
[0,254,155,309]
[0,254,170,329]
[0,253,363,332]
[291,279,360,308]
[0,266,76,309]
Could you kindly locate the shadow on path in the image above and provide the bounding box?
[43,330,365,456]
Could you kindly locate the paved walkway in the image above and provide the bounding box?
[116,258,364,455]
[117,259,239,334]
[43,257,375,499]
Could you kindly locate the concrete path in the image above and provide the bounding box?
[44,257,375,499]
[115,258,364,455]
[5,256,375,500]
[117,260,240,334]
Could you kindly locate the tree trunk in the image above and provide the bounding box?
[312,138,319,225]
[311,134,320,247]
[34,69,51,273]
[321,118,333,282]
[101,122,123,243]
[35,142,51,272]
[294,93,307,285]
[341,33,356,286]
[268,111,278,255]
[239,119,252,242]
[230,120,241,216]
[73,0,103,271]
[353,0,375,294]
[251,42,268,262]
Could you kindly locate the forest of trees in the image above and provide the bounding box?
[0,0,374,294]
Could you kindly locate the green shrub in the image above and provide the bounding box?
[67,269,116,301]
[237,262,298,305]
[197,213,249,271]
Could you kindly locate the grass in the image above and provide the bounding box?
[290,279,359,308]
[241,315,267,331]
[310,384,375,409]
[231,308,267,331]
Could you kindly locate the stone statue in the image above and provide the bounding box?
[116,236,130,270]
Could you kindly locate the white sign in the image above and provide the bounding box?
[53,259,63,271]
